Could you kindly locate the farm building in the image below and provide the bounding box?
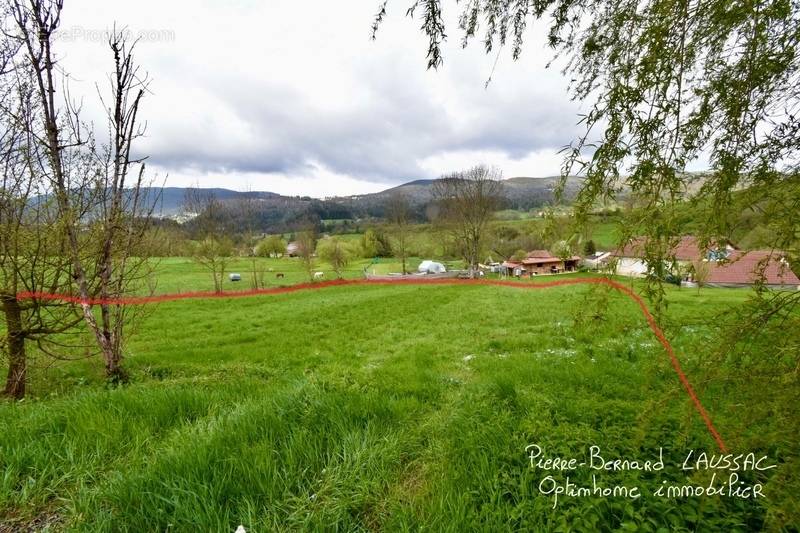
[612,235,799,289]
[501,250,581,277]
[612,235,736,276]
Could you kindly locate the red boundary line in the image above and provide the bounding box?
[16,277,727,452]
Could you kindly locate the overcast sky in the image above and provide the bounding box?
[56,1,586,197]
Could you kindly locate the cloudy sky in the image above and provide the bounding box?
[56,0,585,197]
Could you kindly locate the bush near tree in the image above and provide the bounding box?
[317,237,354,279]
[256,235,288,257]
[361,229,393,258]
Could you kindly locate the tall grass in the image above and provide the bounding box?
[0,281,791,531]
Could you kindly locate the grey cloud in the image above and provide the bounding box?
[77,1,584,188]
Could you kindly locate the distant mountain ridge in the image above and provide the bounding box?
[148,187,282,216]
[149,176,589,216]
[329,175,588,212]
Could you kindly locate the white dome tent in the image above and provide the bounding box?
[417,260,447,274]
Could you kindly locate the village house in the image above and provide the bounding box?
[612,235,736,277]
[687,250,800,289]
[501,250,581,277]
[612,235,799,289]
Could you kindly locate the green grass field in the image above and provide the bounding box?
[587,220,620,251]
[1,261,796,531]
[149,256,409,294]
[149,256,472,295]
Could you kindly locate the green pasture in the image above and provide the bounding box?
[1,262,796,531]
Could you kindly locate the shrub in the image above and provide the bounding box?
[255,235,287,257]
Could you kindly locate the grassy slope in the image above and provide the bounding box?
[3,267,788,531]
[587,220,620,250]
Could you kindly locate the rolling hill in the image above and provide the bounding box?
[347,175,587,209]
[137,175,631,236]
[150,176,591,219]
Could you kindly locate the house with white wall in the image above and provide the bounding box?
[612,235,735,277]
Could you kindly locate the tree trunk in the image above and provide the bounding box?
[214,268,222,293]
[2,296,26,400]
[104,346,127,384]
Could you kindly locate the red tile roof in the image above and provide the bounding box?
[520,250,581,265]
[522,257,562,265]
[615,235,731,261]
[705,251,800,286]
[526,250,554,258]
[502,250,581,269]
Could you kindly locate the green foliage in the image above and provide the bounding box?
[360,229,393,258]
[381,0,799,312]
[191,236,234,259]
[255,235,287,257]
[550,240,574,260]
[489,222,547,260]
[737,226,779,250]
[510,249,527,262]
[316,237,354,279]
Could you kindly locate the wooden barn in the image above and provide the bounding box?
[501,250,581,277]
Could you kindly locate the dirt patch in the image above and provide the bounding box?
[1,509,63,533]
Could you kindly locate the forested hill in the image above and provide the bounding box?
[149,176,589,218]
[352,175,588,209]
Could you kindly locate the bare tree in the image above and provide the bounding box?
[182,185,223,237]
[234,185,259,239]
[90,30,159,381]
[249,258,266,289]
[386,191,411,274]
[234,187,268,289]
[295,224,318,281]
[0,59,84,399]
[432,165,504,277]
[10,2,158,382]
[191,236,233,293]
[183,186,236,291]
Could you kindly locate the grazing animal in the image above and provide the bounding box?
[313,272,325,280]
[276,273,285,279]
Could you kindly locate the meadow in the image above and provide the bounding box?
[1,258,796,531]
